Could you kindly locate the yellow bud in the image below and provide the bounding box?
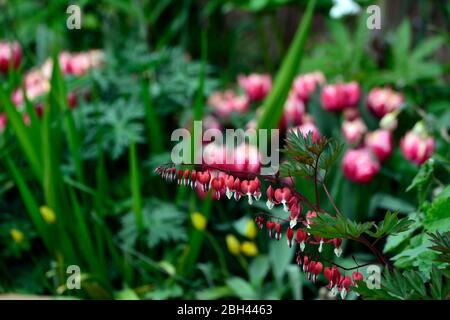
[240,241,258,257]
[191,212,207,231]
[40,206,56,224]
[245,219,257,239]
[10,228,24,244]
[226,234,240,256]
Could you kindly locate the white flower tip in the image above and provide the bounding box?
[289,219,297,229]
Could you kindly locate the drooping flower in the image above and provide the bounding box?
[275,223,282,240]
[266,221,275,238]
[400,124,435,165]
[255,216,265,230]
[286,227,294,248]
[333,238,343,257]
[341,118,367,146]
[367,87,403,118]
[295,228,308,251]
[274,187,292,212]
[342,148,380,183]
[0,41,21,73]
[364,129,393,162]
[352,271,364,286]
[238,73,272,101]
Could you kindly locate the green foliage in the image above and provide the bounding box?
[280,129,343,180]
[429,232,450,265]
[81,99,145,160]
[302,12,373,80]
[309,211,413,242]
[354,257,450,300]
[370,20,446,86]
[119,199,188,249]
[257,0,315,130]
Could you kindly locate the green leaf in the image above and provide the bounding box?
[411,37,444,62]
[384,212,421,253]
[366,211,414,239]
[249,255,270,288]
[119,199,187,249]
[406,159,434,193]
[425,197,450,232]
[430,266,443,299]
[257,0,315,130]
[226,277,257,300]
[269,236,295,284]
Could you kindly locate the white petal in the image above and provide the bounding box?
[334,247,342,257]
[340,288,347,300]
[290,218,297,229]
[226,188,233,200]
[266,199,274,210]
[300,242,305,252]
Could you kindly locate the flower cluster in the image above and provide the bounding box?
[320,82,434,182]
[154,164,365,298]
[1,45,104,133]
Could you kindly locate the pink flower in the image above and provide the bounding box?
[0,41,21,73]
[344,81,360,107]
[0,113,7,133]
[67,50,105,76]
[232,143,261,173]
[202,115,221,131]
[289,122,320,143]
[238,73,272,101]
[367,87,403,118]
[342,148,380,183]
[400,130,435,165]
[321,82,360,112]
[280,94,305,129]
[321,83,347,112]
[292,71,325,102]
[364,129,393,162]
[341,118,367,146]
[207,90,249,118]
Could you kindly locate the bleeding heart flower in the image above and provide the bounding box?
[295,228,308,251]
[286,227,294,248]
[266,221,275,238]
[275,223,282,240]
